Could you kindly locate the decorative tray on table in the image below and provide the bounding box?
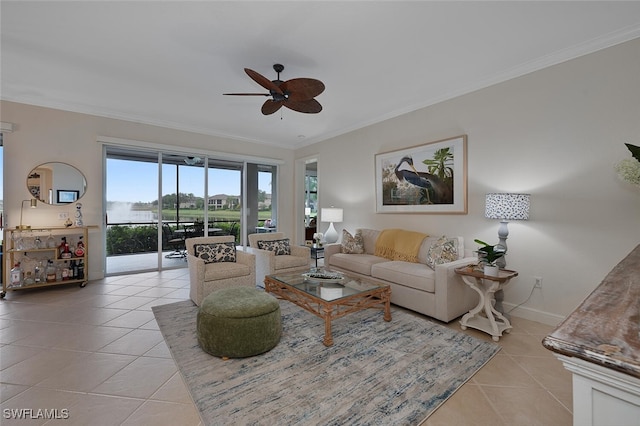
[302,271,345,283]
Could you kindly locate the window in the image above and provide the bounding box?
[104,145,277,274]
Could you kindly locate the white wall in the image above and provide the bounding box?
[296,38,640,325]
[1,103,296,279]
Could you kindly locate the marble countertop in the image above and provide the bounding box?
[542,244,640,379]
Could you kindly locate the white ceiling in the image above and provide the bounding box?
[2,1,640,149]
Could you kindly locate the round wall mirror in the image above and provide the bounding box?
[26,162,87,205]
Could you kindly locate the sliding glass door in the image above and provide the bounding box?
[245,163,277,242]
[105,148,162,274]
[104,145,276,275]
[207,160,242,243]
[160,154,205,268]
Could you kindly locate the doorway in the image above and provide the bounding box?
[303,159,318,242]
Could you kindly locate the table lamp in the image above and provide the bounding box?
[321,207,343,244]
[17,198,38,230]
[485,193,530,268]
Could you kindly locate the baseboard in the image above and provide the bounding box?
[503,302,565,326]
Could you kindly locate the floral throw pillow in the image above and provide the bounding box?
[426,236,458,269]
[257,238,291,256]
[341,229,365,254]
[194,242,237,264]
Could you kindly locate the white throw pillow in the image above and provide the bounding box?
[341,229,365,254]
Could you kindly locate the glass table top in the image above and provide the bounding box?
[268,269,388,302]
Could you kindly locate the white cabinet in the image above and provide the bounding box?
[556,354,640,426]
[3,227,89,298]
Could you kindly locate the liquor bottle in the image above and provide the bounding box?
[71,260,78,279]
[24,271,35,285]
[77,259,85,280]
[10,263,23,288]
[46,261,57,283]
[61,241,72,259]
[61,261,70,280]
[59,237,67,256]
[75,236,85,257]
[34,261,43,284]
[47,233,56,249]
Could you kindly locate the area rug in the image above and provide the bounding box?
[152,299,500,425]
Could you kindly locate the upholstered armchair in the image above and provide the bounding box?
[186,236,256,305]
[247,232,311,288]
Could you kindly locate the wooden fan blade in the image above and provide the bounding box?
[245,68,283,95]
[261,99,283,115]
[281,78,325,101]
[284,98,322,114]
[223,93,270,96]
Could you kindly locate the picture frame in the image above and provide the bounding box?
[56,189,80,204]
[375,135,467,214]
[305,240,313,247]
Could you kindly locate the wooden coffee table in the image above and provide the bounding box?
[264,271,391,346]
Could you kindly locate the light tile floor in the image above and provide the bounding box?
[1,267,572,425]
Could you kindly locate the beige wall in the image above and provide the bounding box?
[1,103,295,280]
[3,38,639,324]
[297,38,640,324]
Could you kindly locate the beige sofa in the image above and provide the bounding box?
[324,228,478,322]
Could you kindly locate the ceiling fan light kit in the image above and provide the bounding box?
[224,64,324,115]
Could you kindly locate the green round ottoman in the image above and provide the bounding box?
[197,287,282,358]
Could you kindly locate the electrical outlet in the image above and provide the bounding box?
[58,212,69,220]
[534,276,543,289]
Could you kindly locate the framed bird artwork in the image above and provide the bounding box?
[375,135,467,214]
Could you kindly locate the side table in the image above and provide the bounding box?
[309,244,324,267]
[455,266,518,341]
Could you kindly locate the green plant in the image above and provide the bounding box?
[615,143,640,187]
[625,143,640,162]
[473,239,506,266]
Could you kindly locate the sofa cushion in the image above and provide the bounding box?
[329,253,387,276]
[194,242,236,264]
[204,262,252,281]
[371,261,436,293]
[425,236,459,269]
[274,254,309,271]
[356,228,380,255]
[419,236,465,263]
[257,238,291,256]
[341,229,364,254]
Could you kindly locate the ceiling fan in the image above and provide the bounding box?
[224,64,325,115]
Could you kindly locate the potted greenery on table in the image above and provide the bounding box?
[474,239,506,276]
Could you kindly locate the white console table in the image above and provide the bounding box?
[543,244,640,426]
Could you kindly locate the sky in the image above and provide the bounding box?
[106,159,271,203]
